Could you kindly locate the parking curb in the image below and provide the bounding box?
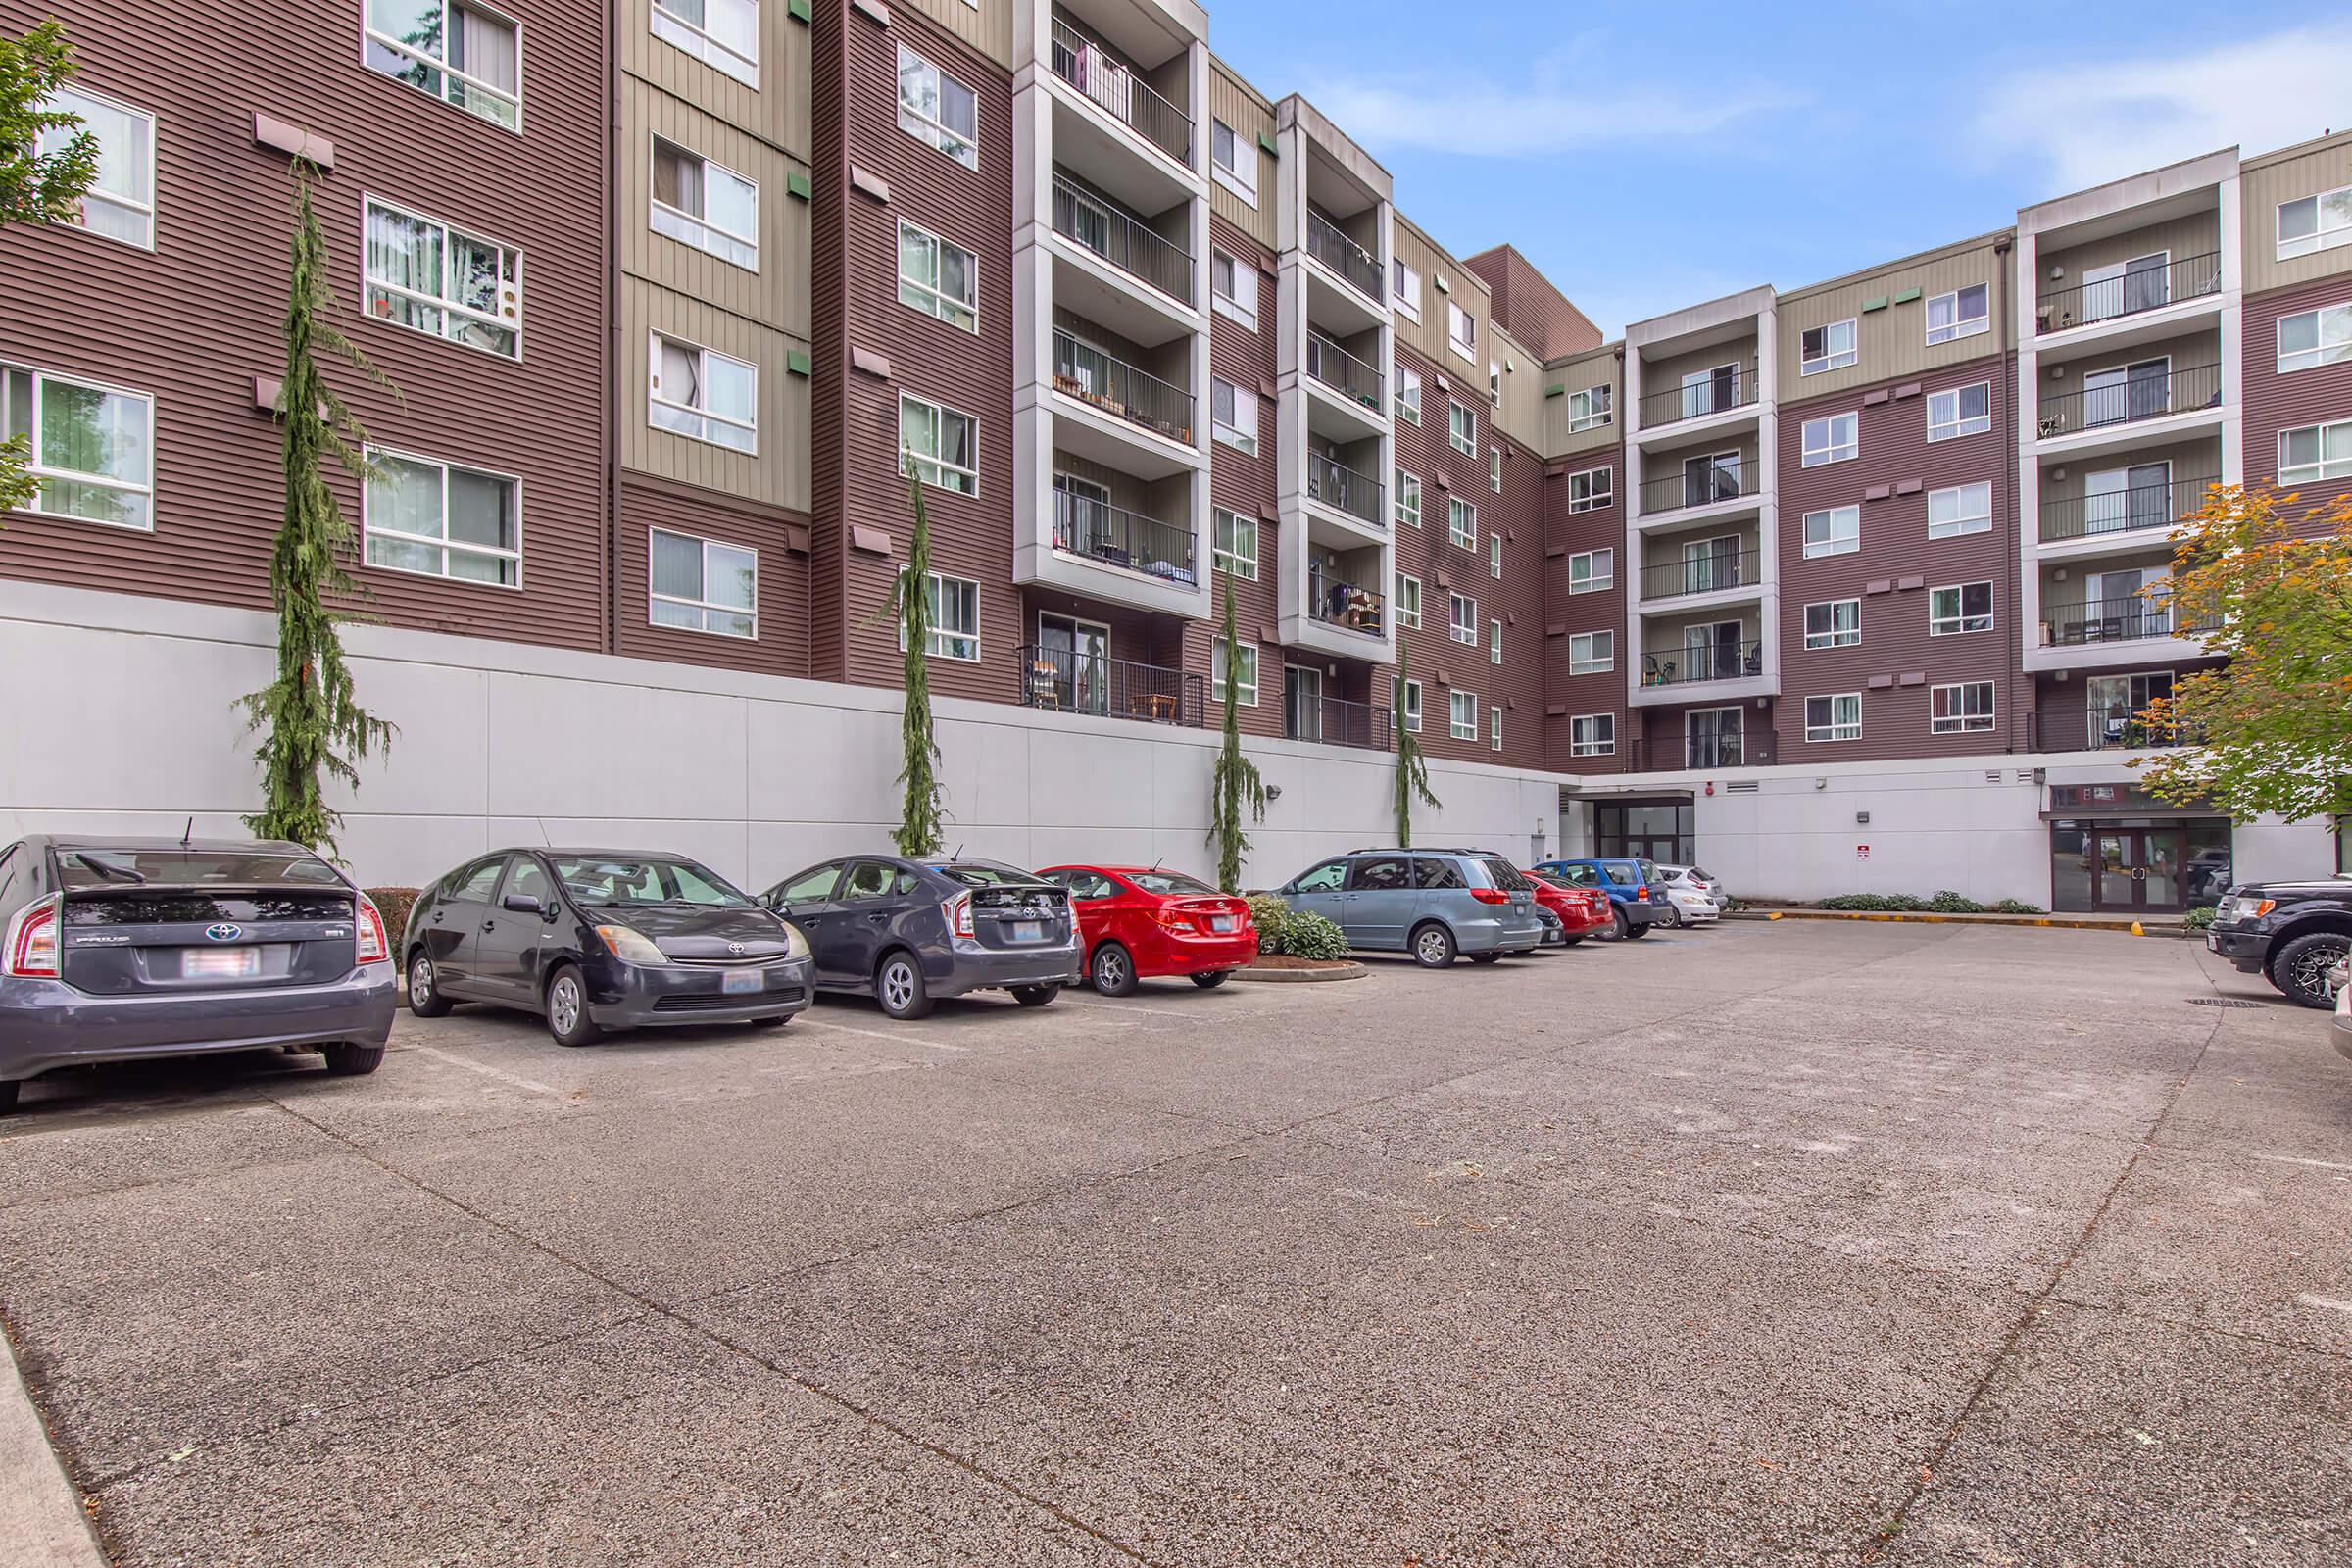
[1732,907,2178,935]
[1230,961,1368,983]
[0,1329,105,1568]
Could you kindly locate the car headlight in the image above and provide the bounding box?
[594,924,667,965]
[776,919,811,961]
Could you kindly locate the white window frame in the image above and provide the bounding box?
[361,444,523,588]
[1931,680,1995,735]
[1568,548,1612,594]
[363,0,522,131]
[1925,283,1989,345]
[651,137,760,271]
[1488,530,1502,580]
[1448,399,1476,456]
[1447,301,1477,365]
[1805,693,1861,743]
[1395,468,1422,530]
[1210,118,1255,206]
[899,391,979,495]
[1489,617,1503,665]
[1210,248,1258,330]
[648,527,758,640]
[1490,706,1502,753]
[913,570,981,661]
[1211,377,1257,455]
[652,0,759,88]
[1928,580,1994,636]
[1567,384,1611,432]
[1448,591,1478,647]
[1571,713,1614,758]
[1802,505,1859,559]
[1569,629,1614,675]
[1211,636,1258,706]
[1927,480,1992,539]
[1211,506,1257,580]
[1395,572,1422,629]
[1396,365,1422,424]
[1393,260,1422,323]
[0,363,156,531]
[1396,676,1422,732]
[1800,411,1856,466]
[1449,689,1477,741]
[1800,318,1855,375]
[1803,598,1860,650]
[898,218,978,332]
[649,332,758,454]
[2277,301,2352,374]
[2278,184,2352,261]
[1448,495,1477,550]
[2278,417,2352,485]
[362,194,524,360]
[1489,445,1502,494]
[40,86,156,249]
[899,45,978,172]
[1927,381,1991,443]
[1566,465,1612,513]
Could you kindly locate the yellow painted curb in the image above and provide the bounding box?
[1758,908,2164,935]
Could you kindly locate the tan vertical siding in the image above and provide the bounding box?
[622,284,813,511]
[2241,134,2352,296]
[1206,61,1275,252]
[1774,237,2015,402]
[1393,216,1490,377]
[620,0,812,159]
[619,78,813,340]
[1489,324,1546,451]
[1541,346,1624,459]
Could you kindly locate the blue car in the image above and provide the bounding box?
[1531,858,1665,941]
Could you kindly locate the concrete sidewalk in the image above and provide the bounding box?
[1,1332,103,1567]
[1730,906,2187,933]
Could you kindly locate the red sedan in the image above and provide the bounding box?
[1036,864,1258,996]
[1526,869,1613,944]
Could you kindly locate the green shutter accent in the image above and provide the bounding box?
[1256,131,1279,158]
[1860,295,1888,313]
[786,170,812,200]
[786,349,812,377]
[1544,384,1564,398]
[788,0,810,18]
[1891,286,1922,305]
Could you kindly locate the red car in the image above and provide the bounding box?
[1525,869,1613,944]
[1035,864,1258,996]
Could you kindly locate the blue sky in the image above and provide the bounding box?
[1207,1,2352,339]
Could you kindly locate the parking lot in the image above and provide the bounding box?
[3,918,2348,1566]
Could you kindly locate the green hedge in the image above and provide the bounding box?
[366,887,420,946]
[1815,891,2044,915]
[1281,910,1350,961]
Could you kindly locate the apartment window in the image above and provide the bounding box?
[1800,318,1856,375]
[1568,384,1611,432]
[1489,446,1503,494]
[1449,690,1477,740]
[1927,381,1990,442]
[1800,412,1856,466]
[650,335,757,453]
[364,197,522,358]
[363,0,520,131]
[1447,301,1477,364]
[1212,507,1257,580]
[1802,505,1859,559]
[1395,676,1422,732]
[1448,496,1477,550]
[1395,469,1422,529]
[1566,465,1612,512]
[1210,249,1258,329]
[2278,302,2352,373]
[1931,680,1995,734]
[38,88,153,247]
[1927,481,1992,539]
[899,392,978,495]
[1568,548,1612,594]
[1211,377,1257,455]
[1805,693,1861,743]
[1803,599,1859,649]
[1395,572,1422,629]
[921,571,980,661]
[1488,531,1502,580]
[1396,366,1422,424]
[1489,617,1503,665]
[1490,707,1502,753]
[1569,630,1614,675]
[2278,418,2352,485]
[2278,184,2352,261]
[649,528,757,639]
[0,364,154,530]
[1448,400,1476,456]
[899,220,977,331]
[652,0,759,86]
[652,139,759,270]
[899,46,977,170]
[1448,592,1478,646]
[1489,363,1503,405]
[1925,283,1989,345]
[1571,713,1614,758]
[364,447,520,585]
[1209,118,1254,205]
[1393,260,1422,322]
[1929,581,1994,635]
[1211,637,1258,705]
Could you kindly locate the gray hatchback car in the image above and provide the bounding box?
[0,835,399,1111]
[1274,847,1544,967]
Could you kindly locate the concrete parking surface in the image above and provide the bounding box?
[2,920,2348,1566]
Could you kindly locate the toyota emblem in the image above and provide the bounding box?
[204,923,243,943]
[726,940,746,955]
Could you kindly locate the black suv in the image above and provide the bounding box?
[2206,877,2352,1008]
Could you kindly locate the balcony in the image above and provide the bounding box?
[1640,549,1760,603]
[2036,252,2221,335]
[1637,363,1760,430]
[1639,639,1763,688]
[1639,460,1757,517]
[1305,453,1385,529]
[1053,330,1192,446]
[2039,474,2215,544]
[2037,362,2221,441]
[1053,488,1196,587]
[1635,731,1778,770]
[2028,706,2200,754]
[1284,689,1390,751]
[1305,330,1383,414]
[1304,207,1381,303]
[2040,598,2217,647]
[1019,642,1204,727]
[1048,17,1192,167]
[1305,569,1385,637]
[1053,172,1193,305]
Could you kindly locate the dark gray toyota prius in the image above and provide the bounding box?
[0,835,399,1111]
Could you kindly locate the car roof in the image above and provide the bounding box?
[43,834,319,856]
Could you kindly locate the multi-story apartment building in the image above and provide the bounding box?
[2,0,2345,909]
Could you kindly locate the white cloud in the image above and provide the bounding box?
[1973,23,2352,191]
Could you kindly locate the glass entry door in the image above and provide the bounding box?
[2091,827,2186,912]
[1036,612,1108,715]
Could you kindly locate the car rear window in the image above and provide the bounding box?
[552,857,752,907]
[930,860,1045,888]
[1129,870,1218,897]
[1475,858,1531,891]
[1688,866,1714,881]
[55,848,341,889]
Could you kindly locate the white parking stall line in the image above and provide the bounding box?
[1054,998,1200,1020]
[796,1017,970,1053]
[2295,1294,2352,1316]
[2252,1153,2352,1173]
[407,1044,564,1099]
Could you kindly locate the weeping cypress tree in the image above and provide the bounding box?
[238,159,397,855]
[1203,569,1266,892]
[885,463,947,856]
[1392,642,1439,847]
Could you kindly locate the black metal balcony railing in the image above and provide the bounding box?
[1285,690,1391,751]
[2028,707,2200,754]
[1637,363,1761,429]
[1305,207,1382,303]
[1053,330,1192,444]
[1019,642,1204,727]
[1305,453,1385,526]
[1639,461,1755,514]
[1305,571,1385,636]
[1640,549,1758,602]
[2036,252,2222,334]
[2040,597,2219,646]
[2039,474,2216,543]
[1639,639,1763,688]
[1306,330,1383,411]
[2037,362,2221,439]
[1632,732,1777,770]
[1053,172,1193,304]
[1048,18,1192,165]
[1053,489,1197,585]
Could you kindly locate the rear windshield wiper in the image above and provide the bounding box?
[72,853,147,884]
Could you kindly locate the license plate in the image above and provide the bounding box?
[1209,915,1235,933]
[2205,934,2219,953]
[182,947,260,980]
[1009,920,1043,944]
[721,968,763,995]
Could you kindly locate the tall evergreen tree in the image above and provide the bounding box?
[886,465,947,856]
[1392,643,1439,846]
[238,160,397,854]
[1204,570,1266,892]
[1,21,99,519]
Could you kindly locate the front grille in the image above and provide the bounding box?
[652,986,805,1012]
[667,953,797,968]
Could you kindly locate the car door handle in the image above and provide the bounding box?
[865,912,889,923]
[481,919,496,932]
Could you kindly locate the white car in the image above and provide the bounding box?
[1655,864,1725,926]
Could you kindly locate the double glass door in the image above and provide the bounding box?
[2091,827,2184,912]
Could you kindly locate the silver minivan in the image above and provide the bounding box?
[1275,849,1544,967]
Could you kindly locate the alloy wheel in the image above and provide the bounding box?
[2289,940,2350,1003]
[549,975,581,1035]
[409,956,434,1005]
[1417,930,1448,965]
[1095,948,1128,992]
[883,960,916,1013]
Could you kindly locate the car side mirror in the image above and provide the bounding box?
[503,893,544,915]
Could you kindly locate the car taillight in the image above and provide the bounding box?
[5,895,61,978]
[944,891,974,940]
[355,896,391,964]
[1632,887,1647,899]
[1469,888,1512,905]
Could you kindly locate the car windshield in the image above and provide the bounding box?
[55,848,341,889]
[930,860,1046,888]
[551,857,752,907]
[1128,870,1218,897]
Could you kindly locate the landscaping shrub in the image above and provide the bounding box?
[366,888,419,946]
[1926,890,1984,914]
[2183,904,2218,931]
[1281,911,1350,962]
[1991,898,2044,915]
[1247,894,1292,956]
[1817,891,2045,915]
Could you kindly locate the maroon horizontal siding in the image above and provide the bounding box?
[1197,214,1284,739]
[1541,445,1629,772]
[2242,275,2352,531]
[1462,245,1600,362]
[614,477,812,678]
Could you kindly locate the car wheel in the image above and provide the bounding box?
[2270,932,2352,1009]
[1089,941,1139,998]
[1190,970,1231,989]
[1624,923,1652,940]
[750,1015,791,1028]
[321,1042,384,1077]
[1664,906,1686,929]
[0,1080,19,1113]
[1560,936,1584,948]
[875,951,934,1020]
[1609,906,1632,941]
[545,965,604,1047]
[1470,951,1502,965]
[1010,984,1060,1007]
[406,951,454,1018]
[1410,922,1456,968]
